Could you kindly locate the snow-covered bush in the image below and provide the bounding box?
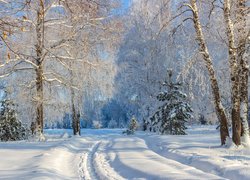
[61,132,70,139]
[92,120,102,129]
[148,70,193,135]
[0,99,29,141]
[108,119,118,128]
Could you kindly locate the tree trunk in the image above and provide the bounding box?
[36,65,44,133]
[76,111,81,135]
[240,71,249,136]
[236,0,249,137]
[72,103,77,135]
[35,0,45,133]
[71,98,81,135]
[224,0,241,145]
[190,0,229,145]
[70,69,80,135]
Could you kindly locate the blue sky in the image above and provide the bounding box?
[120,0,132,12]
[111,0,131,15]
[122,0,131,8]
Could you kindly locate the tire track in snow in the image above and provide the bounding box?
[79,141,100,180]
[94,141,124,180]
[79,140,124,180]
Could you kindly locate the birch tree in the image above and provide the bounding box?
[0,0,121,136]
[235,0,249,139]
[223,0,241,145]
[220,0,249,145]
[115,0,175,123]
[183,0,229,145]
[61,0,121,134]
[177,0,249,145]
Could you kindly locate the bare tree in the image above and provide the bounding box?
[176,0,249,145]
[0,0,122,137]
[180,0,229,145]
[61,0,121,134]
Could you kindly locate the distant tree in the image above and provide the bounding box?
[149,70,193,135]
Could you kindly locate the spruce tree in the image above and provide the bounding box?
[0,99,28,141]
[129,116,138,133]
[123,116,138,135]
[149,70,193,135]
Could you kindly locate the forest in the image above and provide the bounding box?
[0,0,249,179]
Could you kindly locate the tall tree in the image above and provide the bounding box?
[183,0,229,145]
[62,0,121,134]
[178,0,249,145]
[235,0,249,138]
[0,0,121,135]
[223,0,241,145]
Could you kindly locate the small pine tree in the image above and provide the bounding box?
[129,116,138,133]
[198,114,207,125]
[0,99,28,141]
[123,116,138,135]
[149,70,193,135]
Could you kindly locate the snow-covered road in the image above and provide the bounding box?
[0,126,250,180]
[101,136,224,180]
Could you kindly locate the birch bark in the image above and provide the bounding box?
[224,0,241,145]
[35,0,45,133]
[190,0,229,145]
[236,0,249,137]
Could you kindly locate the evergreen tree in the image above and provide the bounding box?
[148,70,193,135]
[129,116,138,133]
[123,116,138,135]
[0,99,28,141]
[199,114,207,125]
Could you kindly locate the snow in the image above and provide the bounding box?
[0,126,250,179]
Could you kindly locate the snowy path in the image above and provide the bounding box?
[1,127,250,179]
[80,141,100,180]
[104,136,225,180]
[93,141,124,180]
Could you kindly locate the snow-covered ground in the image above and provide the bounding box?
[0,126,250,180]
